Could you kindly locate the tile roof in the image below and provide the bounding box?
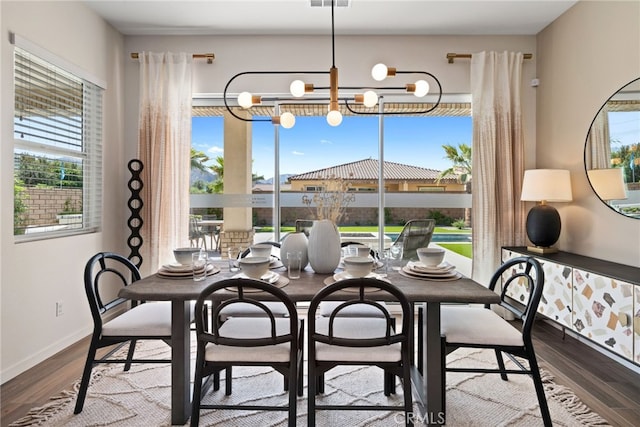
[288,158,458,181]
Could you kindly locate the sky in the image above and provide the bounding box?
[192,115,473,180]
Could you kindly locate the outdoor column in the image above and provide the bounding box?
[220,109,254,255]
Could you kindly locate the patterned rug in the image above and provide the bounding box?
[10,339,610,426]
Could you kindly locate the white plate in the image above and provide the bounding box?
[333,271,383,281]
[407,261,456,273]
[158,264,220,278]
[338,259,384,270]
[233,271,280,284]
[401,265,462,280]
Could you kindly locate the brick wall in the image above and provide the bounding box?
[22,187,82,226]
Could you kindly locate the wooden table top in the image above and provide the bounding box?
[119,261,499,305]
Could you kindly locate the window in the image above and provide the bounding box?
[13,37,104,240]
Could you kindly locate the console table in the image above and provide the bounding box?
[502,247,640,366]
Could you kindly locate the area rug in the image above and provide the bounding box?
[9,339,610,427]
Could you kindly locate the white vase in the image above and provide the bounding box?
[307,219,341,274]
[280,231,309,269]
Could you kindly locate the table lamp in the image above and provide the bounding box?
[587,168,627,205]
[521,169,573,254]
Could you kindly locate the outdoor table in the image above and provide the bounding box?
[119,261,499,425]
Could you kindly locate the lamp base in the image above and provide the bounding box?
[527,245,558,254]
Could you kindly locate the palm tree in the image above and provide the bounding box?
[209,156,224,193]
[438,143,472,226]
[190,148,210,172]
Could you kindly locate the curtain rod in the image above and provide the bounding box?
[446,52,532,64]
[130,52,215,64]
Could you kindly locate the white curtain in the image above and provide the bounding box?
[470,51,527,286]
[137,52,192,275]
[586,104,611,169]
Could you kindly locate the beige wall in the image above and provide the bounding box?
[1,1,126,381]
[537,0,640,266]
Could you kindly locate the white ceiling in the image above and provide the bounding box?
[83,0,579,36]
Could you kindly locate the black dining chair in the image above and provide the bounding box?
[308,278,414,426]
[191,278,303,427]
[440,256,552,426]
[74,252,172,414]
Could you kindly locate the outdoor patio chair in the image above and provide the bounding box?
[189,216,207,250]
[440,256,552,426]
[391,219,435,261]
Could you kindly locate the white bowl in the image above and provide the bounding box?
[239,256,270,279]
[173,247,201,265]
[416,247,445,267]
[343,256,374,277]
[249,244,272,258]
[348,244,371,257]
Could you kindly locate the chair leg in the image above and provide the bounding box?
[528,353,552,427]
[225,367,233,395]
[191,363,204,427]
[495,349,508,381]
[124,339,137,371]
[74,341,98,414]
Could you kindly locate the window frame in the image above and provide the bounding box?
[12,34,105,242]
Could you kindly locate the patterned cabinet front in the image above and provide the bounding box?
[501,249,573,327]
[502,249,532,305]
[572,269,634,361]
[635,287,640,365]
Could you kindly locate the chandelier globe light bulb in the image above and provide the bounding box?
[290,80,305,97]
[326,110,343,126]
[237,92,253,108]
[280,112,296,129]
[363,91,378,107]
[414,80,430,97]
[371,63,388,81]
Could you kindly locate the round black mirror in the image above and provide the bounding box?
[584,77,640,219]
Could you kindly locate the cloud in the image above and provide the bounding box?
[208,146,223,154]
[320,139,332,145]
[292,150,304,156]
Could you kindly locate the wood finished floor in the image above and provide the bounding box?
[2,319,639,426]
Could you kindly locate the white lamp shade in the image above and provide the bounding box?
[521,169,573,202]
[587,168,627,201]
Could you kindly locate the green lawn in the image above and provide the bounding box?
[256,225,473,258]
[438,243,472,258]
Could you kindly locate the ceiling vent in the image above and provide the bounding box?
[310,0,350,7]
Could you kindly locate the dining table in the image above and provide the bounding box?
[118,260,499,425]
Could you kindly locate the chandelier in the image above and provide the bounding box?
[223,1,442,129]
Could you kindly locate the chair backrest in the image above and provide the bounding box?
[189,217,202,237]
[393,219,435,261]
[84,252,141,331]
[490,256,545,343]
[240,241,281,258]
[194,278,299,349]
[340,241,378,259]
[308,278,412,348]
[295,219,314,237]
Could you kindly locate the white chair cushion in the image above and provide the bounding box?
[314,317,401,362]
[102,301,172,337]
[318,301,389,318]
[441,306,523,347]
[204,317,298,363]
[218,301,289,321]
